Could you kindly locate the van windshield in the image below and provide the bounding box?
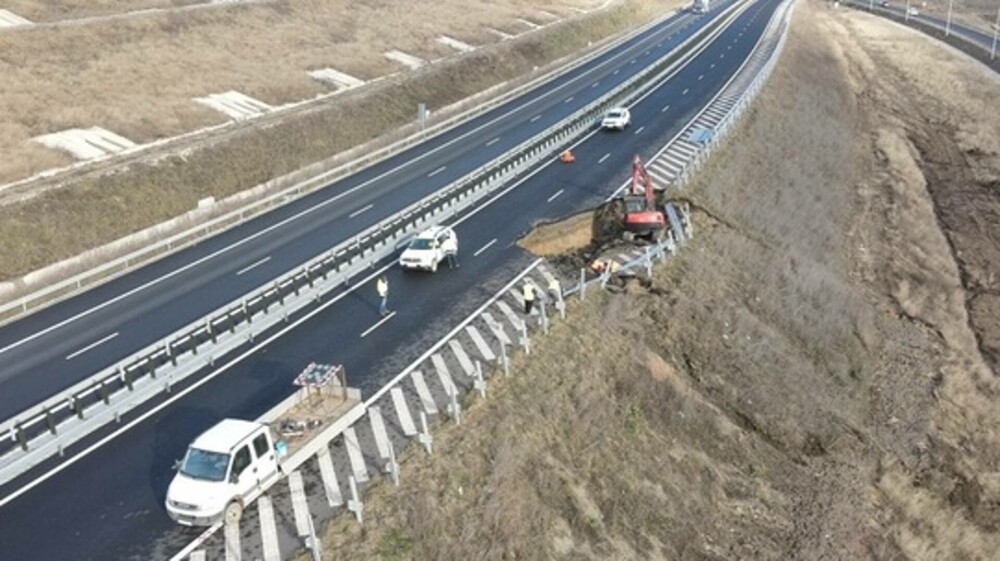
[179,448,230,482]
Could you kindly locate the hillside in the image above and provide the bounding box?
[299,1,1000,558]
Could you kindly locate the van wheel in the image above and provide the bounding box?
[224,500,243,525]
[431,259,438,273]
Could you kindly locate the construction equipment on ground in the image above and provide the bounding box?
[621,155,667,241]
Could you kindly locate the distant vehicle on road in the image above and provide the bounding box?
[166,419,281,526]
[601,107,631,130]
[879,1,889,6]
[399,225,458,272]
[693,0,710,13]
[907,7,919,15]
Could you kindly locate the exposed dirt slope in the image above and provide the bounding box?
[299,1,1000,559]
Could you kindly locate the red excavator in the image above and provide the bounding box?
[622,155,666,240]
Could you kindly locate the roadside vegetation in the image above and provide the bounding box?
[0,0,679,285]
[299,1,1000,558]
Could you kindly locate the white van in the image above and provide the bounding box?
[165,419,281,526]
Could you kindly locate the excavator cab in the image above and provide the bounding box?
[622,155,666,239]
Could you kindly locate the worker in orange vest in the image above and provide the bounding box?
[560,150,575,163]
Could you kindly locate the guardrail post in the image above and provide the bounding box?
[147,356,156,379]
[243,299,251,324]
[347,475,363,525]
[16,424,27,451]
[45,408,56,435]
[73,396,83,420]
[539,298,549,334]
[474,360,487,399]
[521,320,530,356]
[100,381,110,405]
[418,411,433,455]
[124,367,134,391]
[387,440,400,487]
[207,319,216,344]
[498,335,510,377]
[168,342,177,366]
[448,387,462,425]
[580,268,587,300]
[189,334,198,356]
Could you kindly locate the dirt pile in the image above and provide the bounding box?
[303,1,1000,559]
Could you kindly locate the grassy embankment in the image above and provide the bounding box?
[0,0,674,283]
[299,1,1000,559]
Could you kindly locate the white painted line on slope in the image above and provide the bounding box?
[591,82,600,88]
[1,8,748,509]
[65,332,119,361]
[613,69,620,75]
[683,88,689,94]
[428,166,446,177]
[1,8,696,356]
[530,114,542,122]
[661,104,671,112]
[564,96,574,103]
[599,153,611,163]
[361,311,397,338]
[486,137,500,146]
[348,204,374,218]
[546,189,564,203]
[235,256,271,276]
[711,63,716,68]
[634,126,645,135]
[473,239,497,256]
[698,74,704,80]
[630,58,637,64]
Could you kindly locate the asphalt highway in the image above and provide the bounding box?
[0,0,785,558]
[847,0,996,50]
[0,0,743,422]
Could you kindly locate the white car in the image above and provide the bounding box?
[166,419,280,526]
[399,225,457,272]
[601,107,631,130]
[907,7,918,15]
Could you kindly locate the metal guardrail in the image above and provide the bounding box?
[0,0,753,488]
[841,0,999,70]
[0,2,689,326]
[170,1,796,556]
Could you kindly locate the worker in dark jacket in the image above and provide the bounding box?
[522,280,536,315]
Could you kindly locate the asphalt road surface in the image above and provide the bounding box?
[0,0,742,422]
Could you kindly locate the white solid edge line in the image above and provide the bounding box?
[360,311,397,338]
[235,256,272,276]
[486,137,500,146]
[547,189,565,202]
[0,0,752,512]
[0,262,394,511]
[599,153,611,163]
[427,166,446,177]
[473,239,498,257]
[65,332,119,361]
[0,11,696,355]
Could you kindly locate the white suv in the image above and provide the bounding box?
[399,225,457,272]
[601,107,631,130]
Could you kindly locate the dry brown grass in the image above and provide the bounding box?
[0,0,610,185]
[517,211,595,256]
[298,1,1000,559]
[2,0,182,21]
[0,0,674,282]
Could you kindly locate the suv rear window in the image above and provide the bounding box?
[253,433,270,458]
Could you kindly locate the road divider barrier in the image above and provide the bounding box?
[0,0,755,491]
[171,0,796,556]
